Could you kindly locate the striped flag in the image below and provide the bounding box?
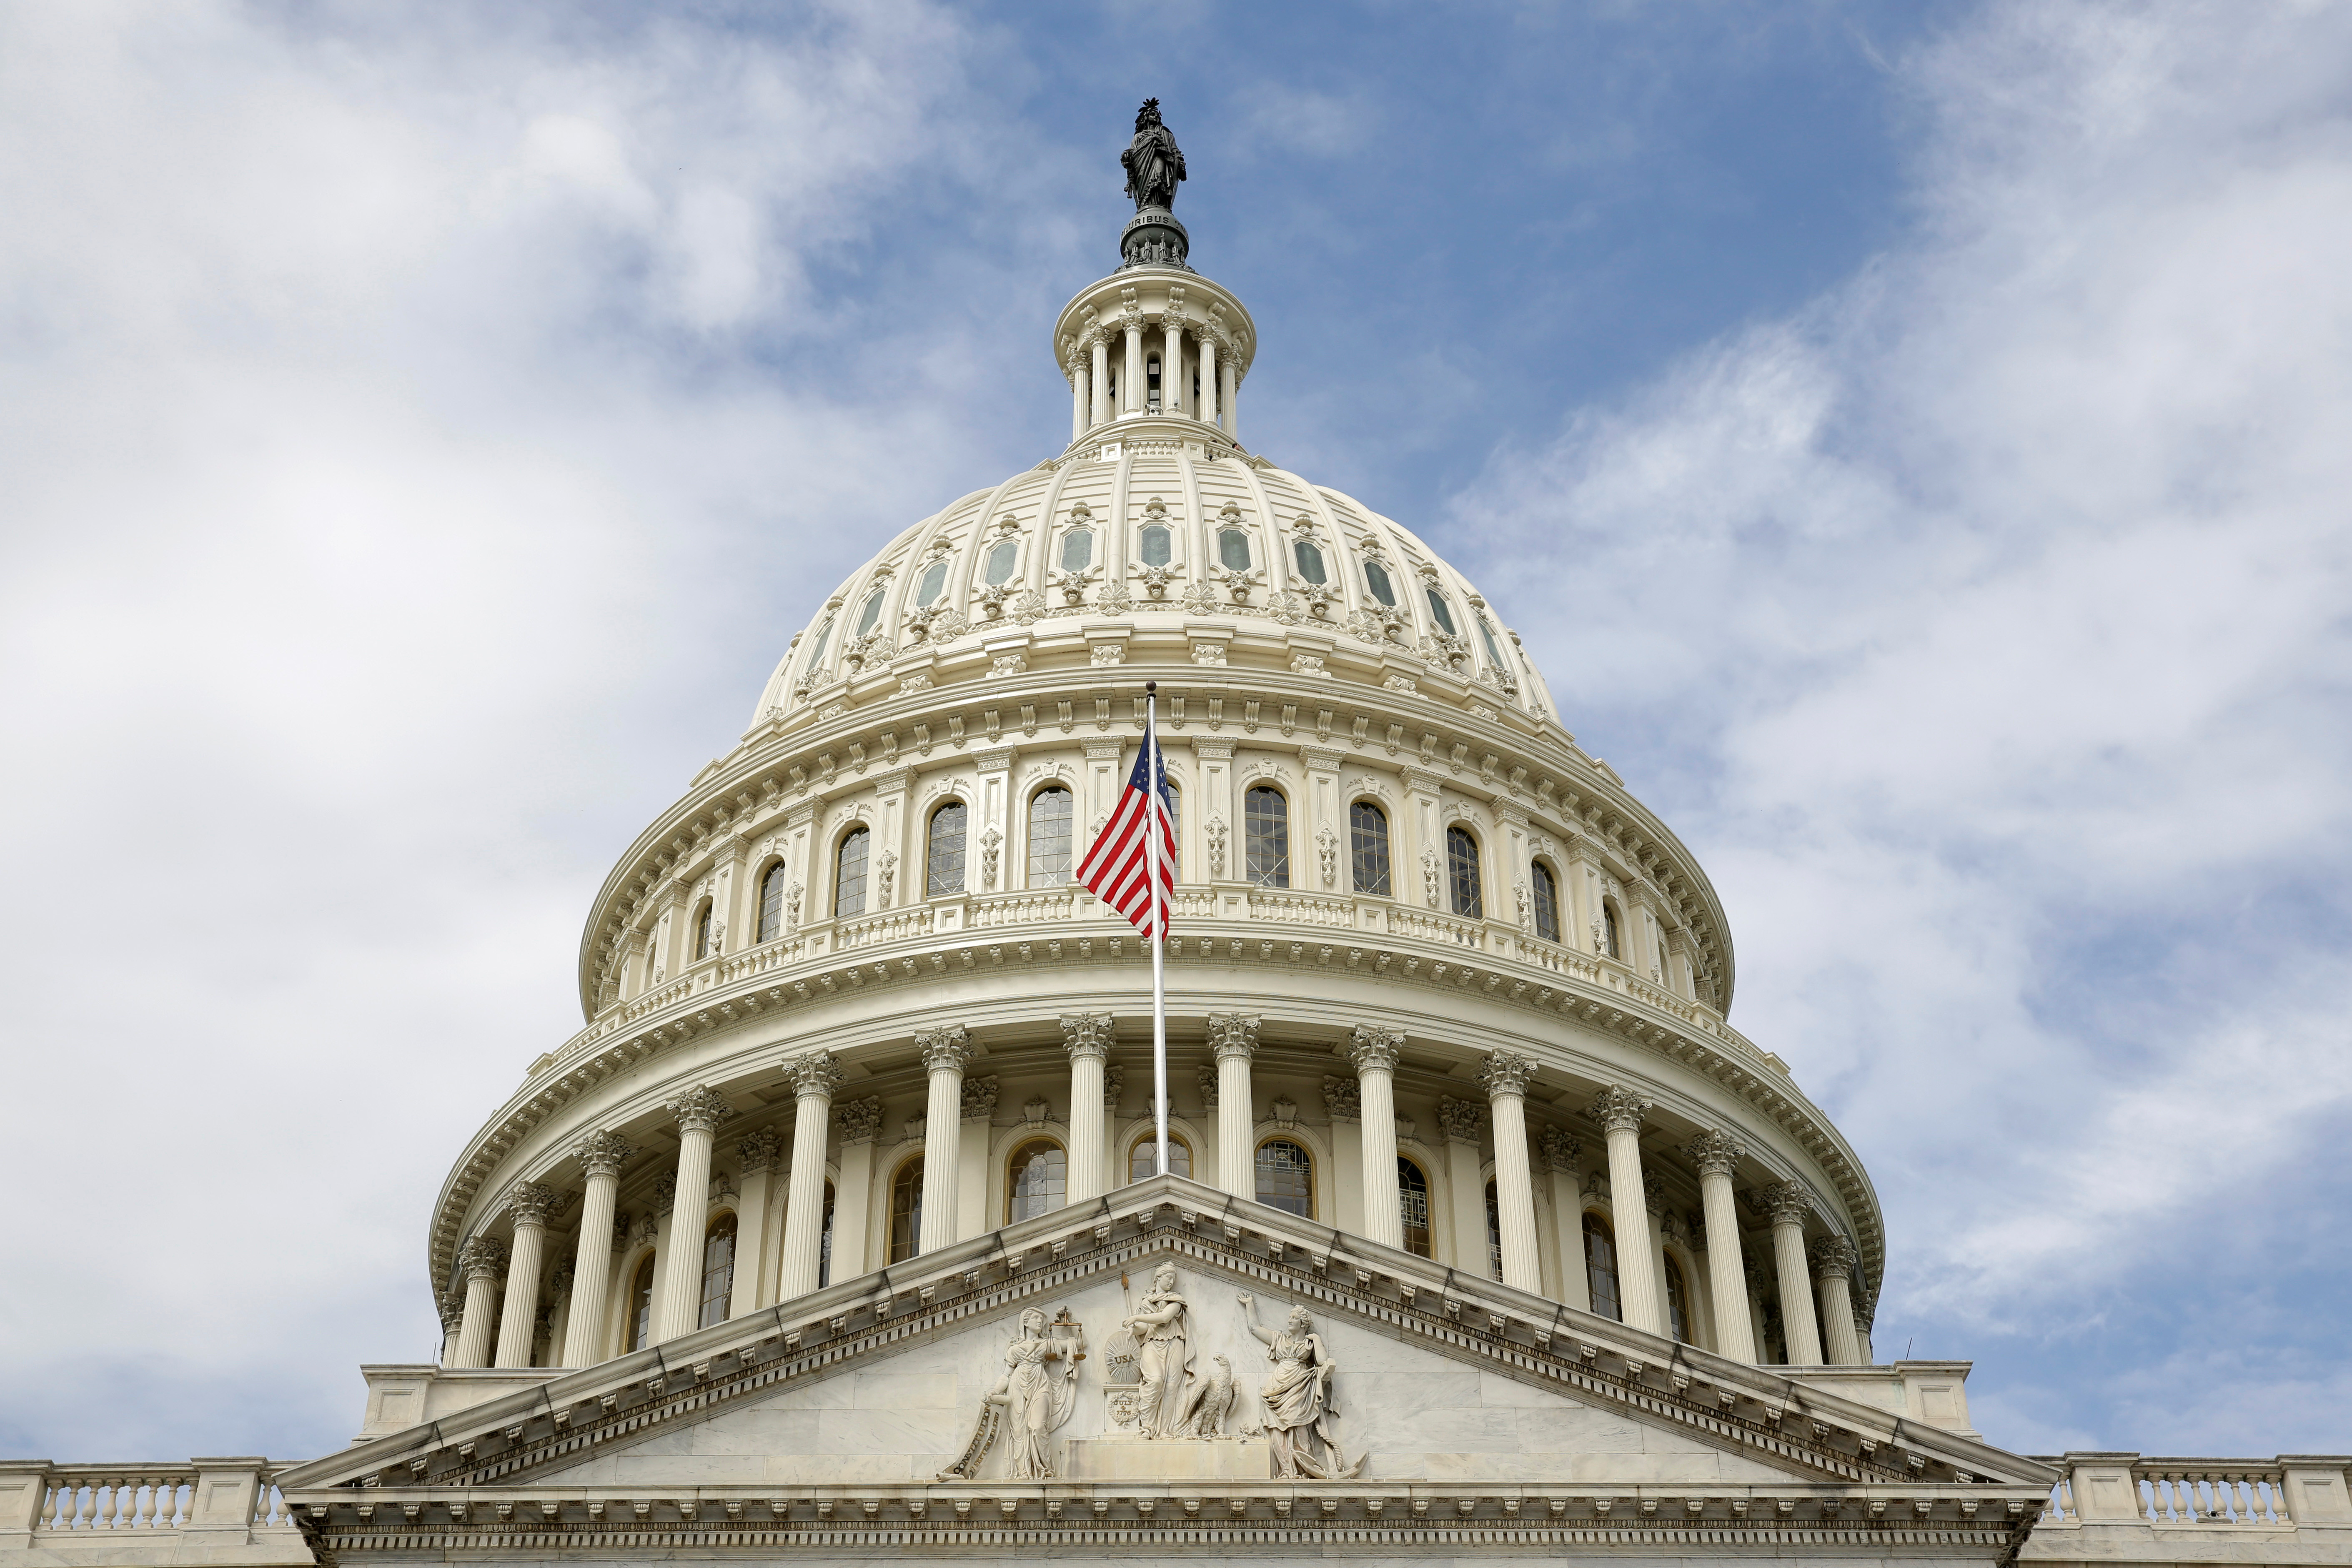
[1077,706,1176,939]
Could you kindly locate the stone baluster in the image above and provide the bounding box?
[1480,1052,1540,1292]
[1198,332,1219,429]
[493,1182,557,1368]
[561,1131,635,1367]
[651,1086,732,1343]
[777,1053,842,1300]
[730,1128,785,1318]
[917,1026,974,1254]
[1589,1087,1666,1337]
[1758,1181,1825,1365]
[1209,1012,1260,1197]
[1683,1130,1758,1363]
[1809,1234,1865,1365]
[1060,1015,1111,1201]
[1350,1025,1405,1248]
[448,1236,507,1369]
[1540,1128,1591,1311]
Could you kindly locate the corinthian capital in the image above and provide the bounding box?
[1348,1023,1404,1074]
[1207,1012,1261,1061]
[786,1051,844,1100]
[664,1085,733,1135]
[1538,1126,1581,1172]
[917,1024,974,1072]
[1322,1075,1361,1122]
[1478,1050,1535,1099]
[574,1130,636,1180]
[1756,1180,1815,1225]
[1588,1085,1651,1135]
[1060,1013,1112,1061]
[505,1180,559,1227]
[1683,1129,1747,1178]
[458,1236,508,1282]
[835,1096,883,1145]
[1437,1096,1486,1143]
[1808,1233,1858,1281]
[736,1127,786,1175]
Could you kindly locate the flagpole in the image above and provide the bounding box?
[1146,681,1169,1177]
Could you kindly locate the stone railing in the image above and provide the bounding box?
[0,1458,305,1559]
[2025,1453,2352,1554]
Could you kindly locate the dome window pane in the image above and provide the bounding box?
[1139,522,1172,566]
[1006,1139,1067,1221]
[758,863,789,942]
[1476,612,1505,665]
[1349,800,1390,896]
[927,802,967,896]
[1292,538,1328,584]
[1425,586,1457,635]
[914,558,949,606]
[1060,528,1094,571]
[693,904,714,960]
[835,827,870,918]
[1028,787,1073,886]
[1254,1139,1313,1217]
[817,1182,835,1288]
[1129,1133,1192,1183]
[1244,787,1289,887]
[1398,1156,1432,1257]
[1530,862,1559,944]
[1603,903,1621,959]
[802,617,834,674]
[1446,825,1482,919]
[1363,558,1396,606]
[983,539,1019,585]
[628,1255,656,1351]
[1584,1213,1621,1322]
[889,1157,923,1263]
[1665,1253,1691,1343]
[1485,1180,1503,1280]
[853,587,886,638]
[698,1213,736,1329]
[1218,527,1252,572]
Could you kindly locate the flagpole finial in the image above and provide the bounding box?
[1146,680,1157,695]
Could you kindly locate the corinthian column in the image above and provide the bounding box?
[917,1026,973,1254]
[1684,1130,1758,1363]
[1480,1052,1540,1292]
[562,1132,634,1366]
[1162,321,1183,414]
[493,1182,557,1368]
[651,1086,732,1343]
[777,1053,842,1300]
[1123,321,1145,414]
[1350,1025,1405,1248]
[1060,1015,1111,1201]
[1209,1012,1260,1197]
[1090,335,1111,427]
[1590,1086,1665,1337]
[449,1237,507,1369]
[1759,1181,1824,1365]
[1069,361,1088,443]
[1809,1235,1864,1365]
[1198,333,1219,429]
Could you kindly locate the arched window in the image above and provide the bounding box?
[1398,1156,1433,1258]
[1244,787,1289,887]
[1254,1138,1313,1217]
[1363,558,1397,606]
[1060,528,1094,571]
[1028,787,1074,886]
[693,902,714,960]
[1139,521,1172,566]
[1530,862,1559,943]
[889,1157,923,1263]
[758,862,789,943]
[1349,800,1390,896]
[927,801,967,896]
[835,827,870,918]
[1665,1252,1691,1344]
[852,586,886,639]
[983,538,1019,585]
[698,1213,736,1329]
[817,1181,836,1288]
[1425,586,1458,635]
[1218,526,1252,572]
[1292,536,1328,584]
[1603,902,1622,960]
[1475,612,1506,666]
[801,617,834,680]
[1583,1213,1621,1322]
[627,1254,656,1351]
[1446,826,1483,918]
[1485,1180,1503,1280]
[1006,1139,1067,1222]
[914,556,950,606]
[1129,1132,1192,1183]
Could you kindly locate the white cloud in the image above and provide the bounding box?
[1451,0,2352,1446]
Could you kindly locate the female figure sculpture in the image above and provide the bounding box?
[937,1306,1082,1480]
[1122,1262,1192,1436]
[1238,1292,1363,1479]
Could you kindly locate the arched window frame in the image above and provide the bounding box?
[1126,1129,1194,1184]
[1582,1210,1622,1323]
[834,825,872,919]
[697,1210,738,1329]
[1601,898,1624,961]
[1397,1153,1434,1258]
[887,1154,924,1263]
[625,1252,658,1353]
[816,1179,837,1288]
[926,798,969,897]
[1348,798,1391,897]
[1025,783,1075,887]
[692,899,715,961]
[1004,1137,1068,1224]
[1664,1250,1692,1345]
[1445,824,1483,919]
[1485,1179,1503,1281]
[1529,858,1561,944]
[1243,784,1290,888]
[1252,1135,1315,1217]
[755,859,790,944]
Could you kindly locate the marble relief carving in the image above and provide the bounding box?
[1239,1293,1365,1479]
[937,1305,1084,1481]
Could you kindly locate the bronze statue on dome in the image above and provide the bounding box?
[1122,98,1186,212]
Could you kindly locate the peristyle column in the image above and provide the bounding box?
[777,1052,842,1300]
[1809,1234,1865,1365]
[1069,361,1089,443]
[1090,336,1111,426]
[1759,1181,1825,1365]
[1684,1130,1758,1363]
[1123,321,1145,414]
[1060,1015,1110,1201]
[1350,1024,1405,1248]
[493,1182,557,1368]
[561,1132,634,1366]
[651,1086,732,1343]
[1589,1086,1666,1337]
[1198,333,1219,428]
[449,1237,507,1369]
[1161,321,1183,414]
[1220,359,1238,438]
[1210,1012,1260,1197]
[917,1026,974,1254]
[1480,1052,1540,1292]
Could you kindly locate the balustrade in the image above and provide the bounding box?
[33,1466,289,1531]
[2034,1456,2309,1530]
[1244,889,1356,927]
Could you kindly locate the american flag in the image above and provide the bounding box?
[1077,706,1176,939]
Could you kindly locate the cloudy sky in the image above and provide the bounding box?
[3,0,2347,1462]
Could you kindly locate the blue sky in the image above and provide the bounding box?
[3,0,2348,1463]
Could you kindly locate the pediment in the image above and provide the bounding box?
[280,1175,2051,1517]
